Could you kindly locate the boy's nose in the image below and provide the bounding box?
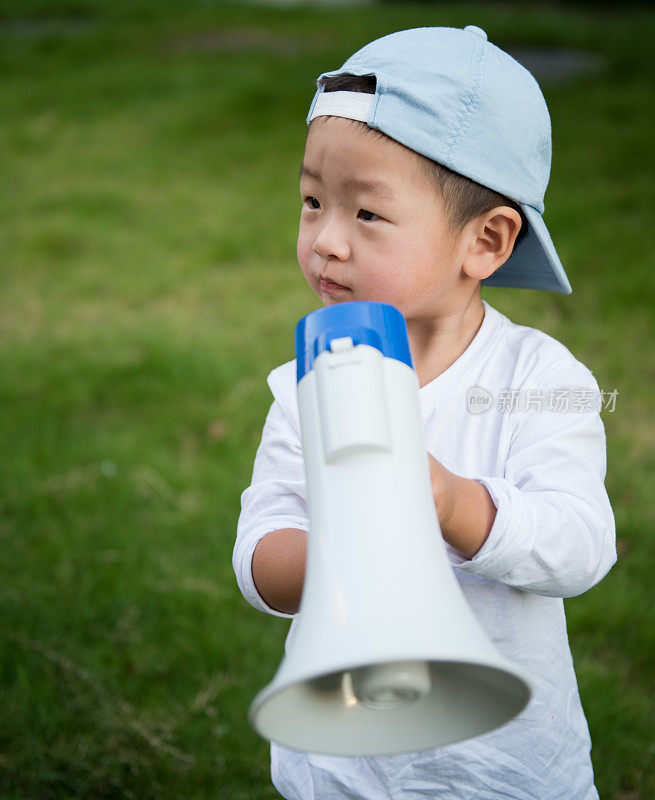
[312,217,351,262]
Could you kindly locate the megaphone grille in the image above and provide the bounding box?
[252,659,530,756]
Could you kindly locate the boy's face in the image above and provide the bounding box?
[297,117,467,323]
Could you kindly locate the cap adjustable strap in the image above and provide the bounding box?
[309,91,373,124]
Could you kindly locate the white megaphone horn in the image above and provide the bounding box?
[249,301,531,756]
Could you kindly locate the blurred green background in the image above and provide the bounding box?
[1,1,653,798]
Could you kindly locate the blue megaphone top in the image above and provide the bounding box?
[295,301,414,383]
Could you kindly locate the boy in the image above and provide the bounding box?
[234,26,616,799]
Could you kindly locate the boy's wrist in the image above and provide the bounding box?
[429,455,496,560]
[443,476,496,560]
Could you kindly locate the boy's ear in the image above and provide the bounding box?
[461,207,523,281]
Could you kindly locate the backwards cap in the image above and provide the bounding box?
[307,25,572,293]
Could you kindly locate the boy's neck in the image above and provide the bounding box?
[408,294,485,389]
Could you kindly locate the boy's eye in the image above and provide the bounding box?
[358,209,379,222]
[304,196,320,210]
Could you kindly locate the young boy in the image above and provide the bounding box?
[234,25,616,799]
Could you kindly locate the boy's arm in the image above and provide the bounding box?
[252,528,307,615]
[233,362,309,619]
[431,361,616,598]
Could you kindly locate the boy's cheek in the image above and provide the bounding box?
[297,258,313,285]
[297,251,321,297]
[296,237,311,270]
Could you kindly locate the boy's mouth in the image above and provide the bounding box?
[320,277,350,295]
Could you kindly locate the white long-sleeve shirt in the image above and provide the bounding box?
[234,300,616,800]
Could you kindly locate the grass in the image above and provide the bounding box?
[0,1,654,797]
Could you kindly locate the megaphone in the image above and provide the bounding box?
[249,301,531,756]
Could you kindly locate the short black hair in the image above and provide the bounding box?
[318,73,527,248]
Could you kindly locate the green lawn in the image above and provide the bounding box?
[1,1,653,797]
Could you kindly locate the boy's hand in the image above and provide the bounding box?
[427,453,497,560]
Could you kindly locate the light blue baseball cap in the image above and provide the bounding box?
[306,25,572,294]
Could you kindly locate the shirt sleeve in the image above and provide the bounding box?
[232,368,308,618]
[454,362,617,598]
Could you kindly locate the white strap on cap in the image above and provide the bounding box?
[309,90,373,123]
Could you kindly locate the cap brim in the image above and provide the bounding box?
[482,205,572,293]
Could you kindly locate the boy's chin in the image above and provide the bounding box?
[322,294,347,305]
[318,289,353,306]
